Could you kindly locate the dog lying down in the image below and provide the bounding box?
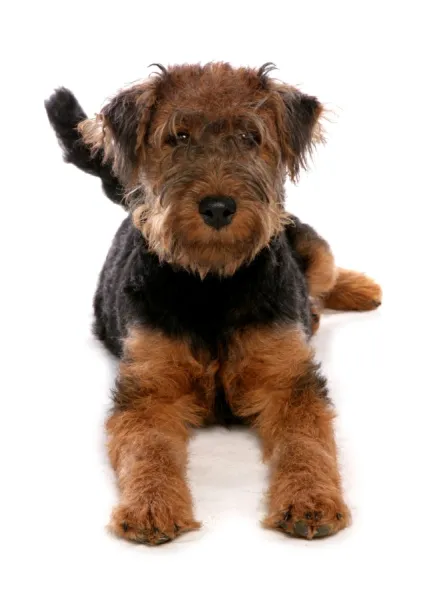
[45,63,381,544]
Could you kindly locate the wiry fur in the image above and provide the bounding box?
[45,88,124,204]
[75,63,324,277]
[45,62,382,545]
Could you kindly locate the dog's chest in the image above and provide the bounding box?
[126,242,311,424]
[138,250,305,348]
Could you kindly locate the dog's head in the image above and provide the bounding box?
[80,62,323,276]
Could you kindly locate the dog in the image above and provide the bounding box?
[45,62,382,544]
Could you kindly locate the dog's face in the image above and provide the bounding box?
[80,63,323,276]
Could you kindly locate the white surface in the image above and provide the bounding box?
[2,1,426,598]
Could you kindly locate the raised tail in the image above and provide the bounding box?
[44,87,124,205]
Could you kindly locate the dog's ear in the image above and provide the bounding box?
[280,88,323,181]
[78,80,159,183]
[268,83,324,182]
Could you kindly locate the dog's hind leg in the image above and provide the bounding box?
[288,216,382,318]
[323,268,382,311]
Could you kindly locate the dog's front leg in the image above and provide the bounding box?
[106,327,213,545]
[223,324,351,539]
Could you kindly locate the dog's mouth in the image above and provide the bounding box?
[133,177,286,277]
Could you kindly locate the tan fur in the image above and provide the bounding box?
[133,195,289,278]
[74,64,382,543]
[309,297,322,334]
[221,325,350,539]
[294,235,382,325]
[108,323,351,542]
[79,63,323,276]
[325,268,382,311]
[107,327,217,544]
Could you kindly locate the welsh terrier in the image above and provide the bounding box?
[45,62,381,544]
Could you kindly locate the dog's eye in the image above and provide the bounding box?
[166,131,190,146]
[177,131,189,141]
[240,132,260,147]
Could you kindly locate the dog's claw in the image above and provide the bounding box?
[313,524,331,538]
[270,501,348,540]
[153,534,171,545]
[294,520,309,537]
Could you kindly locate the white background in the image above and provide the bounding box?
[2,1,426,598]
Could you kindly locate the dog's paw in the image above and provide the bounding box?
[348,277,382,311]
[325,270,382,312]
[264,491,350,540]
[109,497,200,545]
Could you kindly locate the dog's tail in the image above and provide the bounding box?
[323,268,382,311]
[44,87,125,205]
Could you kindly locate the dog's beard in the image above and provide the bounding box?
[132,193,288,278]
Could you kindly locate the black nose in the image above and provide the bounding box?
[199,196,237,230]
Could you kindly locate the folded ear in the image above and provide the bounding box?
[78,80,159,183]
[281,88,323,181]
[268,83,324,182]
